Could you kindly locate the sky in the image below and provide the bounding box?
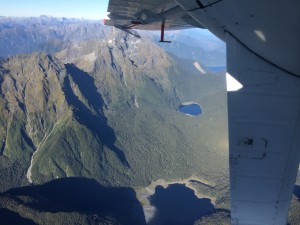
[0,0,109,20]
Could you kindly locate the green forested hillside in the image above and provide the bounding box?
[0,30,228,190]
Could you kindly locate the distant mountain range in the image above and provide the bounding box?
[0,16,226,67]
[0,16,106,58]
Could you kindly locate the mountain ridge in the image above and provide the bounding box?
[0,32,228,190]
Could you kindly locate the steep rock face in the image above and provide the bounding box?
[0,53,128,190]
[0,53,70,190]
[1,53,68,145]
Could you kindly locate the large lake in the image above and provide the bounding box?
[148,184,215,225]
[178,103,202,116]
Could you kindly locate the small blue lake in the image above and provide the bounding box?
[178,103,202,116]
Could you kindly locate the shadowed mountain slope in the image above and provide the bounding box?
[0,177,146,225]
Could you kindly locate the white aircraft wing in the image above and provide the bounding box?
[105,0,203,30]
[226,33,300,225]
[106,0,300,224]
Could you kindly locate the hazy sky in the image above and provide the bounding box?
[0,0,109,19]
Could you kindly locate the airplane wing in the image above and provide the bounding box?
[106,0,300,224]
[105,0,203,30]
[226,33,300,225]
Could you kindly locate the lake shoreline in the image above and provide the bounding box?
[177,102,203,116]
[135,176,217,223]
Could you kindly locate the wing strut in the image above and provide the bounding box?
[159,20,171,43]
